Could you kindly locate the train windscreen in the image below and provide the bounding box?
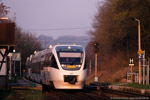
[56,46,84,70]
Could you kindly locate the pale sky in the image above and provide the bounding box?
[3,0,103,39]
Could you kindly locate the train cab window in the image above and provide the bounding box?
[51,55,59,69]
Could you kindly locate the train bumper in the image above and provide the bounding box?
[50,68,87,89]
[53,81,85,89]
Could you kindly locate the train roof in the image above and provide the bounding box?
[26,44,84,61]
[54,44,83,47]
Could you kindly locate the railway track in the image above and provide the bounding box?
[62,89,112,100]
[42,86,150,100]
[84,85,150,100]
[44,90,72,100]
[77,92,110,100]
[103,88,150,99]
[44,89,111,100]
[22,78,110,100]
[14,79,150,100]
[85,84,150,98]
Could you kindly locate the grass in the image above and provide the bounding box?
[111,82,122,85]
[99,82,112,86]
[0,89,43,100]
[3,76,43,100]
[122,83,150,89]
[0,90,16,100]
[94,82,150,90]
[17,89,43,100]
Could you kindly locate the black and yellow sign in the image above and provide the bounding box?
[138,49,143,54]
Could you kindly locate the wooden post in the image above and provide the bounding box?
[131,65,133,83]
[143,65,145,85]
[146,62,149,85]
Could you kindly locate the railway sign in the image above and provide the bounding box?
[138,49,143,54]
[138,54,143,59]
[129,58,134,66]
[94,77,98,82]
[142,59,146,67]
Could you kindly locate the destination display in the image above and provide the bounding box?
[67,65,76,68]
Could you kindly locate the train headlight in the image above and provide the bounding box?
[68,46,71,49]
[76,65,81,68]
[61,64,67,68]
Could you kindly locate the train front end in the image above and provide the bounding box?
[52,45,87,89]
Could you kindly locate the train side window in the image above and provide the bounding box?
[41,61,44,69]
[51,55,59,69]
[39,62,41,73]
[44,54,51,66]
[48,53,51,64]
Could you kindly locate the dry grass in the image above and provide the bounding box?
[86,51,132,85]
[86,68,127,85]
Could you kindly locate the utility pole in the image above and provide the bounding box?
[13,49,16,76]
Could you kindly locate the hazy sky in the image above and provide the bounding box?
[3,0,103,39]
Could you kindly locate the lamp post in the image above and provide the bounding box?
[8,53,12,80]
[13,49,16,76]
[135,19,141,51]
[135,18,142,84]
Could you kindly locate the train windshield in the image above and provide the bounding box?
[59,52,82,64]
[56,46,84,70]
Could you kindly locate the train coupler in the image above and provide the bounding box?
[64,75,77,84]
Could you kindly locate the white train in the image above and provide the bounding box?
[26,44,87,90]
